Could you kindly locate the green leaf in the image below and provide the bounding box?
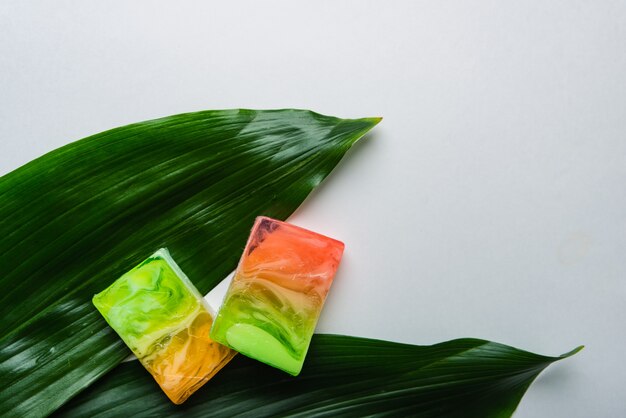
[0,109,380,418]
[54,335,582,418]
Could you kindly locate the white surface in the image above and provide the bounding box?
[1,1,625,416]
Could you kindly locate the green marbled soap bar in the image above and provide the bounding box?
[93,248,235,404]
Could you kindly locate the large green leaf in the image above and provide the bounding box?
[0,109,380,418]
[54,335,582,418]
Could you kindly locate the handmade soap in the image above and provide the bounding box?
[210,216,344,376]
[92,249,236,404]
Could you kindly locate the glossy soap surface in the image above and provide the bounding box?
[211,217,344,375]
[92,249,236,404]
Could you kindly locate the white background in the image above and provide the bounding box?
[1,1,625,416]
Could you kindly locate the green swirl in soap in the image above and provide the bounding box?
[220,278,320,356]
[93,250,200,357]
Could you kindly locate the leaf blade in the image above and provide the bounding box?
[0,109,379,417]
[54,335,581,418]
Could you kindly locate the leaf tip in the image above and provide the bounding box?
[560,345,585,359]
[339,116,382,147]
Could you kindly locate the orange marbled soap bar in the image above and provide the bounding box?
[211,216,344,376]
[93,249,236,404]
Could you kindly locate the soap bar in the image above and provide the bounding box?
[92,249,236,404]
[210,216,344,376]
